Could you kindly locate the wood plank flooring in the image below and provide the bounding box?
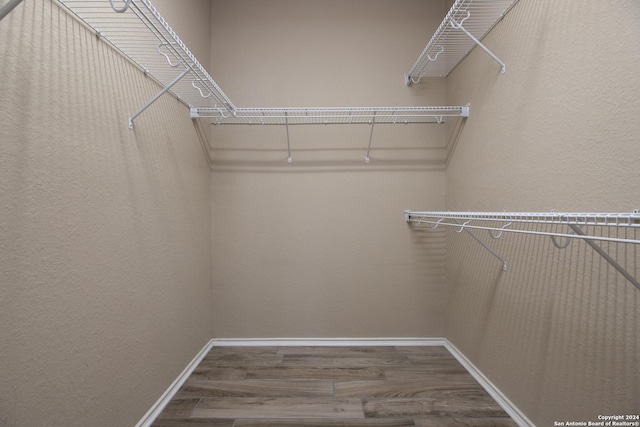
[151,346,517,427]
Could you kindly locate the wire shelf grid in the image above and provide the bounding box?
[406,211,640,229]
[405,211,640,244]
[56,0,471,131]
[57,0,236,113]
[193,106,470,126]
[406,0,520,81]
[405,210,640,289]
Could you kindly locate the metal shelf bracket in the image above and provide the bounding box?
[405,0,519,84]
[451,12,506,74]
[365,112,377,163]
[454,219,508,271]
[285,111,292,163]
[567,223,640,291]
[128,66,191,129]
[0,0,24,21]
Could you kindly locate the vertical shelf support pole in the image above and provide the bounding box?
[128,66,191,129]
[450,17,506,73]
[285,111,292,163]
[365,112,376,163]
[567,224,640,291]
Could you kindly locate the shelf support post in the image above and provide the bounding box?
[365,112,376,163]
[285,111,292,163]
[128,66,191,129]
[567,224,640,291]
[451,17,506,74]
[453,219,507,271]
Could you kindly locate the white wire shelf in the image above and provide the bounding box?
[58,0,236,124]
[55,0,471,148]
[405,211,640,232]
[57,0,470,132]
[191,106,470,126]
[405,0,520,83]
[405,210,640,290]
[198,106,470,164]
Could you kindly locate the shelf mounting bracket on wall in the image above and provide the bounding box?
[451,12,506,74]
[285,111,292,163]
[567,223,640,291]
[453,219,508,271]
[128,66,191,129]
[365,112,376,163]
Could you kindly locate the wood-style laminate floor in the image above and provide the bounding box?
[151,346,518,427]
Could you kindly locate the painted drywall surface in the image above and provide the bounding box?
[211,166,448,337]
[209,0,452,337]
[153,0,211,69]
[444,0,640,425]
[0,1,212,426]
[209,0,448,107]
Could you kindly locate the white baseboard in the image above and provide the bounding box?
[136,337,534,427]
[211,337,447,347]
[444,340,535,427]
[135,338,215,427]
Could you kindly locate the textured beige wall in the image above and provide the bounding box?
[0,0,213,425]
[444,0,640,425]
[152,0,211,69]
[209,0,452,338]
[5,1,635,425]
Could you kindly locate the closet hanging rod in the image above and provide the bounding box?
[405,0,520,84]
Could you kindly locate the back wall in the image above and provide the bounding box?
[208,0,453,338]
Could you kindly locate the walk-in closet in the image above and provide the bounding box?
[1,0,638,426]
